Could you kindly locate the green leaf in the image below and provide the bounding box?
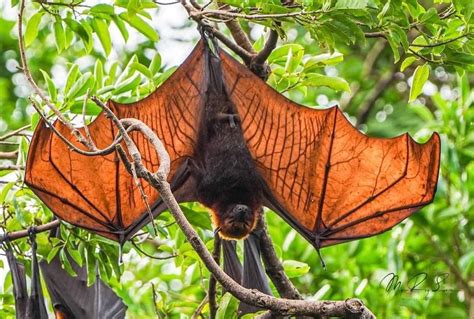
[304,52,344,72]
[459,251,474,278]
[0,182,15,203]
[409,63,430,102]
[64,17,93,53]
[30,112,40,130]
[283,260,310,278]
[113,73,141,95]
[90,4,115,15]
[149,52,162,74]
[65,64,80,94]
[180,205,212,230]
[400,56,417,72]
[119,12,158,41]
[216,293,238,319]
[67,72,94,99]
[70,100,102,115]
[386,33,401,63]
[25,11,44,47]
[86,247,96,286]
[130,62,153,79]
[53,19,66,53]
[112,15,129,41]
[40,70,57,101]
[301,74,351,92]
[94,59,104,91]
[67,246,83,267]
[268,44,304,65]
[46,245,61,263]
[92,18,112,55]
[335,0,368,9]
[60,249,77,277]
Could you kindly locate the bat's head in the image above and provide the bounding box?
[213,204,259,240]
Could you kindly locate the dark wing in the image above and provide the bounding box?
[25,41,207,242]
[40,254,126,319]
[220,50,440,249]
[26,235,49,319]
[5,245,28,319]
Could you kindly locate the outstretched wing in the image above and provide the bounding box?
[220,50,440,249]
[25,41,207,242]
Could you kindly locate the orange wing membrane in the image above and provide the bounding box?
[26,36,440,251]
[219,50,440,249]
[25,41,207,242]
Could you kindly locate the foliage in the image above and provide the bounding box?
[0,0,472,318]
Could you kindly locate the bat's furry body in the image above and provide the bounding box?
[194,56,263,239]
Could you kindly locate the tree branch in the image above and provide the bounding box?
[217,2,256,54]
[0,151,19,160]
[257,217,302,301]
[356,65,397,125]
[253,30,278,66]
[0,220,61,243]
[209,235,222,318]
[180,0,254,64]
[17,0,93,149]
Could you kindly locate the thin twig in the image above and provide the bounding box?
[191,9,312,20]
[180,0,254,64]
[217,2,255,54]
[82,90,97,151]
[410,32,472,48]
[191,294,209,319]
[0,151,19,160]
[0,125,31,141]
[131,240,177,260]
[209,235,222,319]
[0,165,24,171]
[18,0,93,149]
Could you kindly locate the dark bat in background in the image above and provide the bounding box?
[4,227,126,319]
[25,35,440,314]
[39,254,127,319]
[5,235,48,319]
[39,226,127,319]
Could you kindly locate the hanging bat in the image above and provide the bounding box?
[4,228,126,319]
[4,232,48,319]
[39,254,127,319]
[39,227,127,319]
[25,35,440,311]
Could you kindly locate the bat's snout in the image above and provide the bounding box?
[233,204,251,221]
[213,204,257,240]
